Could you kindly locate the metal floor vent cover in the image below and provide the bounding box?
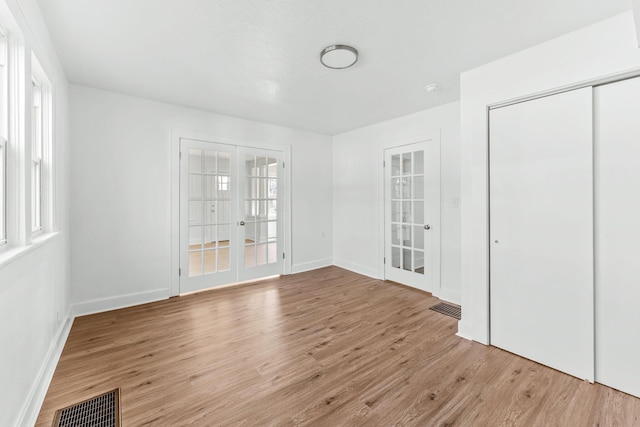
[430,302,461,320]
[52,388,121,427]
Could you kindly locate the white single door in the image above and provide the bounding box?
[489,87,594,381]
[237,147,284,282]
[384,141,440,292]
[594,76,640,398]
[180,138,238,293]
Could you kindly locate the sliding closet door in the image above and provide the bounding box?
[595,77,640,398]
[490,88,594,381]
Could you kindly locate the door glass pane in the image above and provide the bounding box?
[245,245,256,267]
[204,250,217,274]
[218,224,230,246]
[218,152,230,173]
[267,158,278,177]
[391,224,401,245]
[402,225,412,247]
[414,177,424,199]
[189,251,203,277]
[189,201,202,224]
[403,248,412,271]
[392,201,401,222]
[217,175,230,199]
[245,156,256,176]
[402,177,412,199]
[188,149,201,173]
[414,201,424,224]
[217,201,230,224]
[414,251,424,274]
[267,242,277,264]
[402,201,412,223]
[204,201,216,224]
[256,222,268,243]
[259,157,269,176]
[203,225,216,247]
[218,247,230,271]
[268,179,277,199]
[414,226,424,250]
[268,200,277,217]
[204,175,216,199]
[391,178,401,199]
[244,222,255,243]
[256,244,268,266]
[189,226,202,250]
[414,151,424,174]
[402,152,412,175]
[391,154,401,176]
[392,247,401,268]
[189,175,202,199]
[204,150,217,173]
[268,221,277,241]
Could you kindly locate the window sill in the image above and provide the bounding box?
[0,231,60,270]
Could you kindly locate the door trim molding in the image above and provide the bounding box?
[378,130,441,294]
[170,128,292,296]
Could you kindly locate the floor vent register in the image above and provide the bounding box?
[430,302,462,320]
[52,388,121,427]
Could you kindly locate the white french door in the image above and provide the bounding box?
[384,141,440,292]
[179,138,283,293]
[237,147,283,282]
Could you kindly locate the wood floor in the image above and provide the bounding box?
[37,267,640,426]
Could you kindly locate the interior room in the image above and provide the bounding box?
[2,0,640,425]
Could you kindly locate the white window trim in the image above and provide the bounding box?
[0,22,57,266]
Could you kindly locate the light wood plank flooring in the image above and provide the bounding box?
[37,266,640,426]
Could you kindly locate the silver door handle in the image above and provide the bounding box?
[424,225,431,230]
[239,221,245,226]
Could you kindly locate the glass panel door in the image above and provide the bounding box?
[384,141,439,292]
[238,147,283,282]
[180,138,237,293]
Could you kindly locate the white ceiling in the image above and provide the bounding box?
[38,0,630,135]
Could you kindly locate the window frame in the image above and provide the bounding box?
[0,28,7,247]
[30,54,52,237]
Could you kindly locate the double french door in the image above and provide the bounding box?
[179,139,283,293]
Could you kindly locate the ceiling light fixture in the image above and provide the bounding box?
[320,45,358,69]
[425,83,440,93]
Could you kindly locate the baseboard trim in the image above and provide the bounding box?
[17,311,74,427]
[291,258,333,274]
[72,288,170,317]
[332,258,380,280]
[456,319,474,341]
[437,288,461,305]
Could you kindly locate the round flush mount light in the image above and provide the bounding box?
[320,45,358,69]
[425,83,440,93]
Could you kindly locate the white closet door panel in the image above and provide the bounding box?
[490,87,594,381]
[595,77,640,397]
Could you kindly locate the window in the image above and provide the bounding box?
[31,77,42,232]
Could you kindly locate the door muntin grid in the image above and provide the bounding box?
[243,155,278,268]
[188,148,232,277]
[390,150,425,274]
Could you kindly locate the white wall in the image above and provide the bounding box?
[332,101,461,304]
[0,0,71,426]
[459,11,640,343]
[70,85,333,314]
